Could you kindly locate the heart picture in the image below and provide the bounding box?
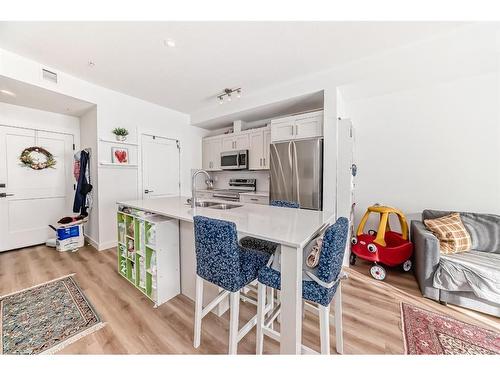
[111,147,129,164]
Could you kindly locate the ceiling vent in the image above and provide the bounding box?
[42,68,58,84]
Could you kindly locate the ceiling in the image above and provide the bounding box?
[0,76,95,116]
[196,91,324,130]
[0,22,467,115]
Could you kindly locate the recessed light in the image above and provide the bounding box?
[164,39,176,48]
[0,89,16,97]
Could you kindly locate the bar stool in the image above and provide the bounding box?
[193,215,271,354]
[239,200,300,253]
[255,217,349,355]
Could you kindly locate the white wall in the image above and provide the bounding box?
[341,72,500,223]
[0,48,207,250]
[190,23,500,222]
[79,106,99,245]
[0,101,80,142]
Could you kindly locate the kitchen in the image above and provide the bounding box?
[198,109,326,209]
[115,103,353,354]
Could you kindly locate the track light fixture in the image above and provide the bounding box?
[217,88,242,104]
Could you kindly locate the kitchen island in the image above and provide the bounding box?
[117,195,335,354]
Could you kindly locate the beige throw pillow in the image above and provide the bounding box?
[424,213,472,254]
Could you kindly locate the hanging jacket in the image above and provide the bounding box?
[73,150,93,215]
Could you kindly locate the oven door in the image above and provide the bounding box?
[221,152,240,170]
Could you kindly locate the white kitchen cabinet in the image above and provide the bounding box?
[271,121,295,142]
[222,133,250,152]
[202,137,222,171]
[240,193,270,205]
[248,130,264,170]
[263,129,271,168]
[271,110,323,142]
[248,128,271,170]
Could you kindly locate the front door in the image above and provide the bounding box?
[141,134,180,199]
[0,125,75,252]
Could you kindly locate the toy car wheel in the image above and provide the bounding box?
[402,260,412,272]
[370,264,386,281]
[349,253,356,265]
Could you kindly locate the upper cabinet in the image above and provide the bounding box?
[248,128,271,170]
[221,133,250,152]
[202,137,222,171]
[271,110,323,142]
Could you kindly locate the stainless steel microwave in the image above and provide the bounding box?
[220,150,248,170]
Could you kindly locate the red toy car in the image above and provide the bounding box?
[350,205,413,280]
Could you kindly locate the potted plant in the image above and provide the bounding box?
[112,127,129,142]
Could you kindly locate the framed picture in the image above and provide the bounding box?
[111,147,129,164]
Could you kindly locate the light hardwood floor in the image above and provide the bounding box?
[0,244,498,354]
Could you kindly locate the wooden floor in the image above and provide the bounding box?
[1,244,498,354]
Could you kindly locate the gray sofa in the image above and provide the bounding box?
[411,209,500,317]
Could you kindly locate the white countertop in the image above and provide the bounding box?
[117,196,334,248]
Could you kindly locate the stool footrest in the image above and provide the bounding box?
[202,289,230,319]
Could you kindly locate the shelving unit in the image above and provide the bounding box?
[100,161,138,168]
[117,207,180,307]
[99,137,139,146]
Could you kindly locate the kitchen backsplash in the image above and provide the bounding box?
[209,170,270,192]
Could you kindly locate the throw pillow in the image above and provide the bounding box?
[424,212,472,254]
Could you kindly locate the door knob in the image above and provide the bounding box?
[0,193,14,198]
[144,189,154,194]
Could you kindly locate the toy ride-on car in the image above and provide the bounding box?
[350,205,413,281]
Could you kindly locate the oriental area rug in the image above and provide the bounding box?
[1,275,104,354]
[401,302,500,355]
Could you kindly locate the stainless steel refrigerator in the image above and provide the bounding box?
[270,138,323,210]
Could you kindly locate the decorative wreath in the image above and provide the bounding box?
[19,146,57,170]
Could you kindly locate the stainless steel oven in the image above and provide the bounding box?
[220,150,248,170]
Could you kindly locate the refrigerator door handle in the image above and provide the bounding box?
[292,141,300,206]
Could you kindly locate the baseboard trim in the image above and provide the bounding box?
[84,235,116,251]
[97,239,117,251]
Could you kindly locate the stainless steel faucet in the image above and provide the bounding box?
[191,169,211,208]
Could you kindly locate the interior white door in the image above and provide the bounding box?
[0,126,75,252]
[141,135,180,199]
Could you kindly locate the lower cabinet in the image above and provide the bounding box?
[240,194,270,205]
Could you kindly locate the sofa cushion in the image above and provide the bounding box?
[424,213,472,254]
[433,250,500,305]
[423,210,500,253]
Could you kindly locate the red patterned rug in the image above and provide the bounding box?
[401,302,500,354]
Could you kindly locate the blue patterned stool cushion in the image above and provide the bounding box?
[270,200,300,208]
[194,215,271,292]
[257,217,349,306]
[239,237,279,254]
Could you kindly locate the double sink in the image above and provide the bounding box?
[193,201,242,210]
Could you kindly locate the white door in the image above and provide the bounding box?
[0,126,75,252]
[248,130,264,170]
[141,135,180,199]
